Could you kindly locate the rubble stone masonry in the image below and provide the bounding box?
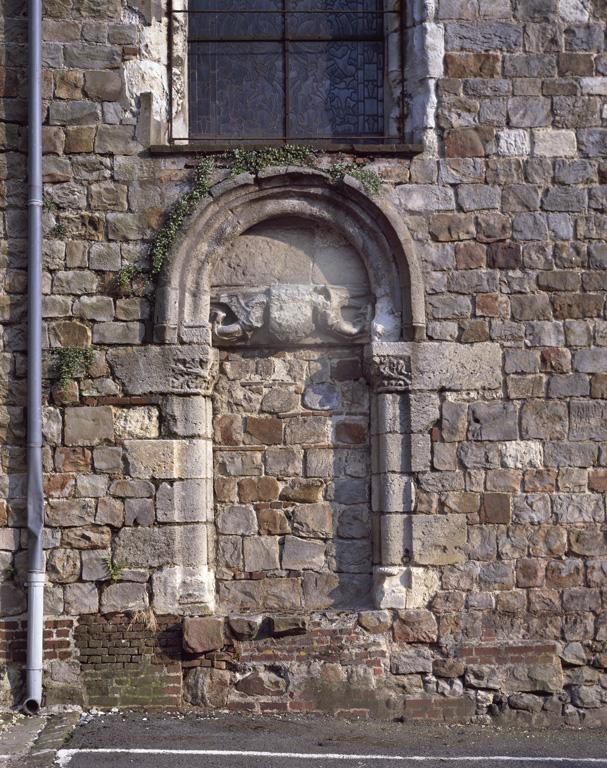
[1,0,607,726]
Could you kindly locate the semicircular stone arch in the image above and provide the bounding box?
[154,170,425,345]
[112,170,427,617]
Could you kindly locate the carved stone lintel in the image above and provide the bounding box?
[108,346,218,396]
[371,354,412,393]
[210,285,371,346]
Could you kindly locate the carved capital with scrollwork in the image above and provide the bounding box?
[370,354,412,394]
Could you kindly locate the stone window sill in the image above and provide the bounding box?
[149,142,424,157]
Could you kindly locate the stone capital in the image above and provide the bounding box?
[370,353,412,393]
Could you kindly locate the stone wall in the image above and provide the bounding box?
[0,0,607,725]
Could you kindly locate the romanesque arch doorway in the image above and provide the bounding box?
[148,169,426,614]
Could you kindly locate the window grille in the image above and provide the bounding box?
[168,1,406,148]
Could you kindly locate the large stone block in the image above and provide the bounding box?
[64,406,113,446]
[61,526,111,550]
[291,503,333,538]
[108,346,216,395]
[372,474,415,514]
[0,583,27,617]
[521,401,568,440]
[243,537,280,571]
[216,505,257,535]
[164,396,212,438]
[113,407,159,440]
[381,515,412,566]
[152,566,215,615]
[64,582,99,615]
[369,342,502,391]
[282,536,326,571]
[373,566,440,611]
[411,514,467,565]
[182,617,224,653]
[302,571,373,610]
[391,646,434,675]
[469,402,518,441]
[218,578,303,612]
[570,401,607,440]
[124,439,212,479]
[445,22,523,52]
[46,548,80,583]
[553,494,604,524]
[156,480,212,523]
[100,582,148,614]
[184,668,230,708]
[114,525,208,568]
[46,499,96,527]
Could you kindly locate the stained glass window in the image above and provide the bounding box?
[186,1,392,142]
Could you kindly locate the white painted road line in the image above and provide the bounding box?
[54,749,607,766]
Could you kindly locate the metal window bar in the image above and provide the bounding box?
[168,1,406,147]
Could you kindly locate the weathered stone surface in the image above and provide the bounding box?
[469,403,518,441]
[394,609,438,643]
[100,582,148,614]
[108,347,216,395]
[257,508,290,535]
[411,515,467,565]
[219,578,303,612]
[521,401,568,439]
[358,610,392,634]
[184,668,230,708]
[291,503,333,538]
[282,536,326,570]
[61,526,111,550]
[152,566,214,615]
[113,407,159,440]
[271,615,308,637]
[124,439,211,479]
[370,343,502,391]
[302,383,339,411]
[217,505,257,535]
[236,670,287,696]
[182,617,224,653]
[114,525,208,567]
[228,615,263,640]
[390,647,434,675]
[156,480,211,523]
[0,583,27,617]
[243,536,280,571]
[570,401,607,440]
[64,407,113,446]
[165,396,212,438]
[47,548,80,583]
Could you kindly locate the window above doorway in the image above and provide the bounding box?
[168,1,407,151]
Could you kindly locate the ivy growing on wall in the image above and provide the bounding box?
[118,148,382,291]
[226,145,316,176]
[328,162,383,195]
[54,347,94,392]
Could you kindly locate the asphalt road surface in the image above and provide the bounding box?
[57,712,607,768]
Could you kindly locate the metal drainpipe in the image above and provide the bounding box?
[23,0,44,716]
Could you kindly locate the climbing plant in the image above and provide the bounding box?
[226,145,316,176]
[118,148,381,291]
[328,162,383,196]
[54,347,94,392]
